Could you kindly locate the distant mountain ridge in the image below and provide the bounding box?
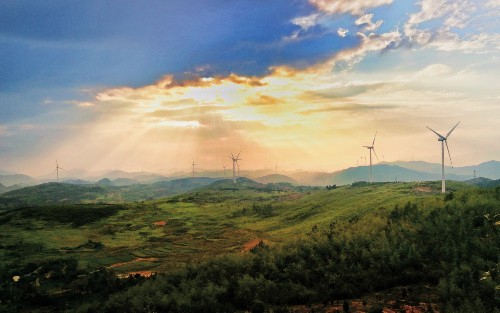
[388,160,500,179]
[0,177,222,208]
[1,160,499,188]
[255,174,297,184]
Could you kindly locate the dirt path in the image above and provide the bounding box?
[109,257,159,268]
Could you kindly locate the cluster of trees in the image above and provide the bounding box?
[18,204,123,227]
[0,258,146,312]
[72,187,499,312]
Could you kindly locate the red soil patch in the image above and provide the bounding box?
[152,221,167,226]
[242,238,269,252]
[414,187,433,193]
[117,271,155,279]
[109,257,159,268]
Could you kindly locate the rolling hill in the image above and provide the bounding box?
[0,177,223,208]
[255,174,297,184]
[0,174,37,186]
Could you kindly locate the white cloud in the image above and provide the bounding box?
[309,0,393,15]
[328,30,402,68]
[291,13,320,31]
[486,0,500,8]
[407,0,450,26]
[400,0,499,53]
[355,13,384,32]
[337,28,349,37]
[414,64,453,78]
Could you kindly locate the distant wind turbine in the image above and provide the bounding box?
[223,165,226,178]
[229,151,241,184]
[426,121,460,193]
[363,131,379,183]
[54,160,64,182]
[192,161,196,178]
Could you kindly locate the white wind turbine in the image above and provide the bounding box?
[363,131,379,183]
[426,121,460,193]
[229,151,241,184]
[191,161,196,178]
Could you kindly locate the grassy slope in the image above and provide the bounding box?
[0,180,469,275]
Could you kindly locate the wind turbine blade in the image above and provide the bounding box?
[445,140,453,167]
[230,150,234,158]
[445,121,460,139]
[362,146,371,149]
[426,126,445,139]
[372,131,377,147]
[372,148,380,162]
[236,151,241,158]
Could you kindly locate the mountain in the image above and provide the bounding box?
[62,179,92,185]
[0,174,37,186]
[255,174,297,184]
[94,170,168,183]
[112,178,139,186]
[288,164,469,186]
[96,178,113,186]
[0,183,109,208]
[207,177,266,190]
[154,177,221,192]
[0,177,224,208]
[388,160,500,180]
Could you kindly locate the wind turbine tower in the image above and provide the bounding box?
[223,165,226,178]
[229,151,241,184]
[363,131,379,183]
[426,121,460,193]
[192,161,196,178]
[54,160,64,182]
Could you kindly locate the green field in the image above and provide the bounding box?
[0,181,451,274]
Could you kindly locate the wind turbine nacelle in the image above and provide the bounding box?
[438,138,444,141]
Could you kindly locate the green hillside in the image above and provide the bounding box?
[0,178,222,209]
[0,180,498,312]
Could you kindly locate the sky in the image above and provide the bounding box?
[1,0,499,177]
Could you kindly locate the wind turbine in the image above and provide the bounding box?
[54,160,64,182]
[229,151,241,184]
[363,131,379,183]
[192,161,196,178]
[426,121,460,193]
[223,165,226,178]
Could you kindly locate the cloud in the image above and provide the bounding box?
[402,0,483,50]
[414,64,453,78]
[355,14,384,32]
[326,30,402,68]
[300,103,395,115]
[308,0,393,16]
[283,13,322,42]
[291,13,320,31]
[486,0,500,8]
[337,28,349,37]
[247,94,281,106]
